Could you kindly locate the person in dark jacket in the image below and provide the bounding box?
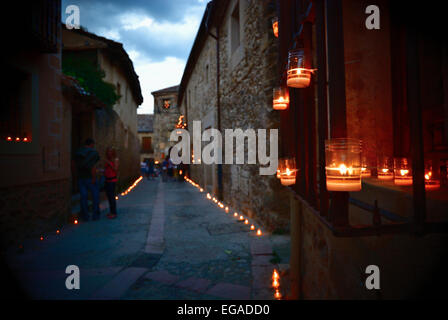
[74,138,100,221]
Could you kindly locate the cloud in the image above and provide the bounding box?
[61,0,208,113]
[135,57,186,114]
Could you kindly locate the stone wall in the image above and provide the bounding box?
[182,0,289,231]
[94,107,141,191]
[296,197,448,299]
[219,0,288,231]
[153,91,181,161]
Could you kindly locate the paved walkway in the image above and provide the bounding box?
[5,178,289,300]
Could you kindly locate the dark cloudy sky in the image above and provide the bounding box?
[61,0,208,114]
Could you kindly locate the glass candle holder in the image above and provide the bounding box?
[278,158,297,186]
[394,157,413,186]
[325,138,362,191]
[272,17,279,38]
[425,160,440,190]
[377,156,394,180]
[287,49,312,88]
[273,87,289,110]
[361,156,372,178]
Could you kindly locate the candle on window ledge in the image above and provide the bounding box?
[277,158,297,186]
[377,156,394,180]
[272,17,279,38]
[325,139,362,191]
[361,156,372,178]
[273,87,289,110]
[287,49,313,88]
[394,157,413,186]
[425,160,440,190]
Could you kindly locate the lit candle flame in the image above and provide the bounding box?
[272,278,279,288]
[400,169,409,176]
[257,229,262,236]
[274,290,282,300]
[250,225,255,230]
[245,219,249,224]
[273,270,279,280]
[234,212,238,217]
[382,168,389,173]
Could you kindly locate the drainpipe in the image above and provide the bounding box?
[208,17,223,200]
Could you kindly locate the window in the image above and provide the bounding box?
[230,3,240,54]
[163,99,171,109]
[1,67,32,142]
[116,82,121,101]
[141,137,153,153]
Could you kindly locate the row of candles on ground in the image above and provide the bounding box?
[28,176,144,247]
[4,136,31,142]
[272,269,282,300]
[184,176,263,236]
[276,138,444,192]
[120,176,143,197]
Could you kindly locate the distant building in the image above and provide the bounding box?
[152,85,182,161]
[62,26,143,189]
[137,114,154,163]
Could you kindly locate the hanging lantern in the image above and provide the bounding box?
[277,158,297,186]
[287,49,313,88]
[361,156,372,178]
[273,87,289,110]
[325,139,362,191]
[272,17,279,38]
[425,160,440,190]
[377,156,394,180]
[394,157,412,186]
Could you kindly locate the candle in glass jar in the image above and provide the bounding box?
[287,68,311,88]
[325,139,362,192]
[425,161,441,190]
[394,158,413,186]
[273,87,289,110]
[326,164,362,191]
[280,168,296,186]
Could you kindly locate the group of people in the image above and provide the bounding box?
[73,138,118,221]
[74,140,189,221]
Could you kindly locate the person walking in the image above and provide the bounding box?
[74,138,100,221]
[161,156,169,182]
[104,147,119,219]
[146,159,155,180]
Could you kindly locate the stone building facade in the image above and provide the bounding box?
[137,114,154,163]
[0,1,71,247]
[62,27,143,190]
[152,85,182,162]
[178,0,290,231]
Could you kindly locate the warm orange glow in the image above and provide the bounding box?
[400,169,409,176]
[15,137,20,142]
[272,21,279,38]
[23,137,29,142]
[200,188,204,192]
[274,290,282,300]
[272,278,279,288]
[234,212,238,217]
[273,270,279,280]
[257,229,262,236]
[115,196,118,200]
[56,230,60,234]
[40,236,44,241]
[239,215,244,220]
[6,136,12,141]
[74,219,79,225]
[244,219,249,224]
[382,168,389,173]
[251,225,255,230]
[225,207,229,213]
[207,193,212,199]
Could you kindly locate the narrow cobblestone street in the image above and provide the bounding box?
[5,177,290,300]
